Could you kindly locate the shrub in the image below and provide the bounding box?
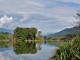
[54,36,80,60]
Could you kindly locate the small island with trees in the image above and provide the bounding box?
[13,27,43,41]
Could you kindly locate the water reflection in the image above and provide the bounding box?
[13,41,37,54]
[0,40,58,60]
[44,40,65,46]
[0,41,9,48]
[0,40,43,54]
[37,43,42,50]
[0,40,60,53]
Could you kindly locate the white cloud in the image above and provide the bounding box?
[0,15,13,27]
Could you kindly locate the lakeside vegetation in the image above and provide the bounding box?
[0,32,13,41]
[44,34,77,41]
[49,36,80,60]
[13,27,43,41]
[0,32,11,40]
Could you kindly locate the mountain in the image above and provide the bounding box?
[42,32,54,36]
[0,28,13,33]
[49,27,80,36]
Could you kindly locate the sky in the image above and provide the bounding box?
[0,0,80,34]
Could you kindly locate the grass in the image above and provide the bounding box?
[49,36,80,60]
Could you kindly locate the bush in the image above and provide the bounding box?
[54,36,80,60]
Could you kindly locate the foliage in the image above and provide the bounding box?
[60,34,76,41]
[13,27,37,40]
[0,32,10,40]
[52,36,80,60]
[36,35,43,41]
[44,34,77,41]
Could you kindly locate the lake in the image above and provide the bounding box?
[0,40,58,60]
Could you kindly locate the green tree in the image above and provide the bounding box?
[13,27,38,40]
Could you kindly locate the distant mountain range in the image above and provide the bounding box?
[0,28,13,33]
[48,27,80,36]
[42,32,54,36]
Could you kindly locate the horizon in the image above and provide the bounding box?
[0,26,74,35]
[0,0,80,34]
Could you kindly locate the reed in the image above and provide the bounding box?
[52,36,80,60]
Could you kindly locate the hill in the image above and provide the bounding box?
[49,27,80,36]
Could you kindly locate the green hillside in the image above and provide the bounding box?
[49,27,80,36]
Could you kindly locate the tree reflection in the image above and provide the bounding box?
[0,41,11,48]
[37,43,42,51]
[13,40,37,54]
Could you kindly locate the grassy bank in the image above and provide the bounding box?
[49,36,80,60]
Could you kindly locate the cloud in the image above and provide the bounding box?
[0,0,80,34]
[0,15,13,27]
[0,0,44,13]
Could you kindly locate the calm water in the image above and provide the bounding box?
[0,41,58,60]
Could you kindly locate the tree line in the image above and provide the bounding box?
[0,32,10,40]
